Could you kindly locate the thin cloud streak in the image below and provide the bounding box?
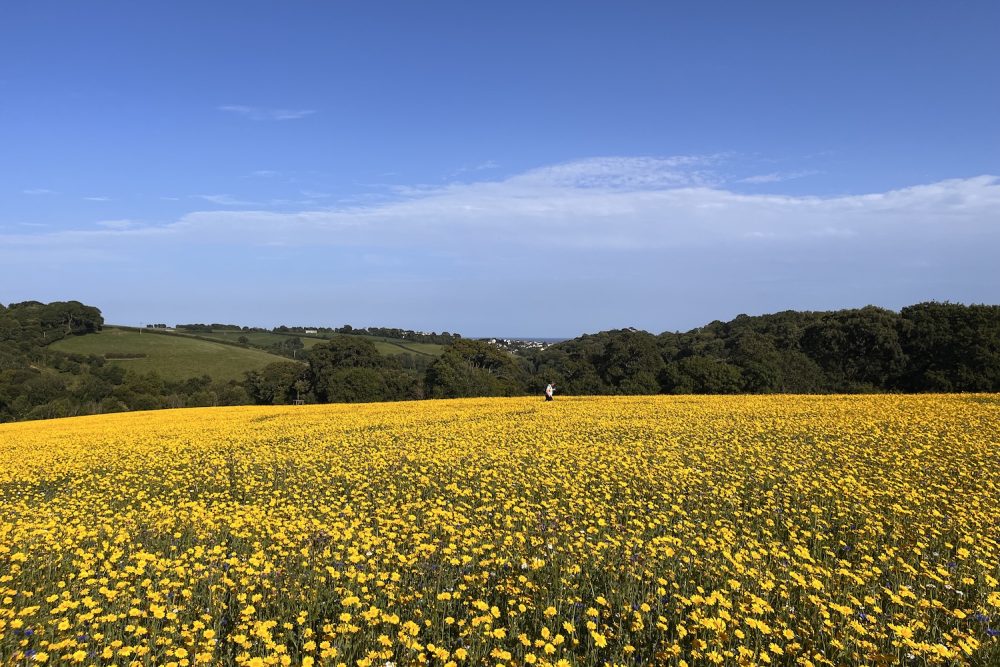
[6,159,999,253]
[195,194,263,207]
[507,155,726,189]
[218,105,316,121]
[96,219,140,230]
[740,170,820,184]
[450,160,501,178]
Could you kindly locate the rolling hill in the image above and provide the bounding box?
[49,328,294,382]
[186,329,445,357]
[49,326,445,383]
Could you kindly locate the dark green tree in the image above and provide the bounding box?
[801,306,906,391]
[308,337,419,403]
[662,356,744,394]
[425,340,527,398]
[898,302,1000,391]
[244,361,309,405]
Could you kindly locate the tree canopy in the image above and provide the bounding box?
[2,299,999,422]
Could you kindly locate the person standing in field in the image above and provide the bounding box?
[545,382,555,401]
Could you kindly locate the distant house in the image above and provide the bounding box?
[305,329,318,334]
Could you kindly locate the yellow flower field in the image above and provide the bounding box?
[1,395,998,667]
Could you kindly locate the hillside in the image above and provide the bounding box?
[190,329,445,357]
[49,327,293,381]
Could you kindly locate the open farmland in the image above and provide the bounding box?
[48,328,292,382]
[188,331,331,351]
[193,330,445,358]
[1,395,998,666]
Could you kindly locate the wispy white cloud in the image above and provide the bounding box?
[218,105,316,121]
[470,160,499,171]
[95,219,140,230]
[115,161,991,257]
[195,193,334,208]
[506,155,724,190]
[249,170,280,178]
[740,170,819,184]
[4,158,998,333]
[195,194,263,207]
[84,196,111,201]
[11,158,998,252]
[451,160,501,177]
[23,188,56,195]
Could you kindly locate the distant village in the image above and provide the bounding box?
[480,337,555,352]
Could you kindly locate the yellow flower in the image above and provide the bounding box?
[1,394,997,667]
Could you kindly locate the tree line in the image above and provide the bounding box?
[243,302,1000,404]
[522,302,1000,396]
[244,337,526,405]
[176,322,462,346]
[1,300,998,421]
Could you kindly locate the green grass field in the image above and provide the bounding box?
[193,330,328,350]
[50,327,444,382]
[359,336,445,357]
[50,328,294,382]
[193,330,444,357]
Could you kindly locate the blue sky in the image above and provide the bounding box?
[2,2,998,337]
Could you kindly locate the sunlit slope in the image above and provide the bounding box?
[194,330,445,357]
[1,395,998,666]
[49,328,294,381]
